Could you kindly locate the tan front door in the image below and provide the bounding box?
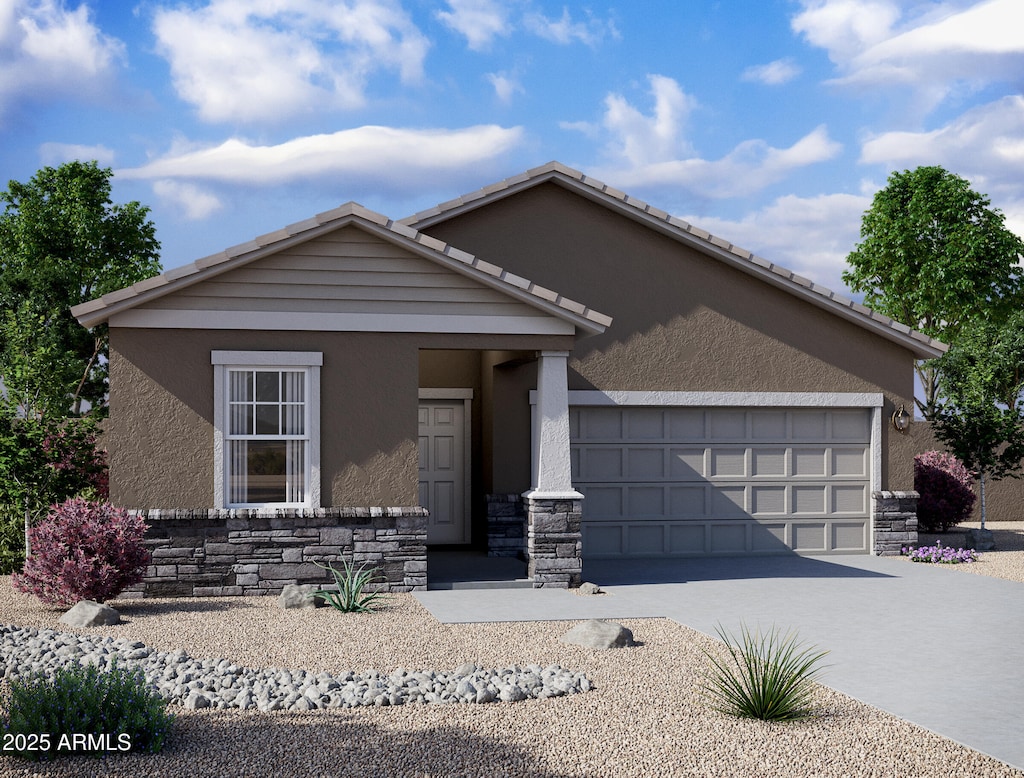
[418,400,469,544]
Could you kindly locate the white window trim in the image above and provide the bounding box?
[212,351,322,509]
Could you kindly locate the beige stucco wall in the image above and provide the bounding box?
[421,181,920,492]
[110,329,569,509]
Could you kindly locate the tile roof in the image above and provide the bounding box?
[402,161,947,359]
[71,201,611,334]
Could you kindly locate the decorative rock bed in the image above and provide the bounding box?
[0,625,592,712]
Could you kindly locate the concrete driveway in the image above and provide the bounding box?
[415,554,1024,772]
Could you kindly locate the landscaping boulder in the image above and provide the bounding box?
[278,584,325,609]
[576,582,603,596]
[560,619,634,649]
[60,600,121,627]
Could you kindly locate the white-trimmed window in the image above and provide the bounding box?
[212,351,321,508]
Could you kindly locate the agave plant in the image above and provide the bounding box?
[699,623,829,721]
[311,560,389,613]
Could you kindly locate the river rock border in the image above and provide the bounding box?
[0,625,592,711]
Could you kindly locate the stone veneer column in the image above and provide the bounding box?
[872,490,919,555]
[524,350,583,588]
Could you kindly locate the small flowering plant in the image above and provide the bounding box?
[901,542,978,564]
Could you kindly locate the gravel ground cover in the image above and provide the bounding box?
[2,525,1023,778]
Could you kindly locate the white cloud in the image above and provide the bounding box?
[741,58,801,85]
[522,7,618,47]
[39,141,115,166]
[118,125,525,193]
[0,0,125,123]
[574,75,841,198]
[793,0,1024,112]
[687,191,872,293]
[152,180,224,221]
[486,71,524,103]
[152,0,429,124]
[436,0,509,51]
[860,95,1024,229]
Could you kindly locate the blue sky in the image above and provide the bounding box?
[1,0,1022,295]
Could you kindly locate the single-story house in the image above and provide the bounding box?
[71,162,944,595]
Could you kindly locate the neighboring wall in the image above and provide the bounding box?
[421,182,920,493]
[910,421,1024,523]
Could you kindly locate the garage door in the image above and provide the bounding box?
[571,406,872,557]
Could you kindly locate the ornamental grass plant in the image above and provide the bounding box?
[312,560,389,613]
[699,623,829,722]
[1,661,173,761]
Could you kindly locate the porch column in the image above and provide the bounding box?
[523,350,583,588]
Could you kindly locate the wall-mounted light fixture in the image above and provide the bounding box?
[891,403,911,434]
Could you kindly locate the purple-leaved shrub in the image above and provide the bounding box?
[914,450,976,532]
[12,499,150,606]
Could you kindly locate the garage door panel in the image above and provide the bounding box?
[751,522,788,551]
[752,449,786,476]
[670,449,705,478]
[710,523,747,553]
[574,407,871,558]
[709,410,746,439]
[711,450,746,477]
[669,524,706,553]
[832,448,867,477]
[628,486,665,516]
[793,448,827,476]
[627,524,665,554]
[711,486,747,516]
[668,409,705,439]
[793,523,827,551]
[752,486,786,515]
[670,486,706,516]
[627,448,664,478]
[625,409,665,439]
[793,486,826,514]
[751,411,787,439]
[832,485,867,514]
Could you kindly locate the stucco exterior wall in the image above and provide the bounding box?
[110,329,569,510]
[420,182,919,491]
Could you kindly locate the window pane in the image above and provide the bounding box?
[255,404,280,435]
[282,371,304,403]
[240,440,288,503]
[287,439,305,502]
[229,370,253,402]
[229,440,248,504]
[255,371,280,402]
[230,403,253,435]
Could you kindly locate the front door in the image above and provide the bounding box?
[418,400,469,544]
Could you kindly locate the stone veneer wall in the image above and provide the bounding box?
[486,494,526,558]
[872,491,919,556]
[121,508,428,597]
[525,497,582,588]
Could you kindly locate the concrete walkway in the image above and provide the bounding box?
[414,554,1024,772]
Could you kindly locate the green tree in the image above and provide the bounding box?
[843,166,1024,418]
[0,161,161,416]
[931,311,1024,528]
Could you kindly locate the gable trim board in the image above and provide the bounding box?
[405,162,945,361]
[72,205,610,338]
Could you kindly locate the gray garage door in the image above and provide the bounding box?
[571,406,872,557]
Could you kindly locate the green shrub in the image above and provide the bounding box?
[1,661,173,760]
[699,623,829,721]
[312,559,389,613]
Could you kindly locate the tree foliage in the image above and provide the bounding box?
[0,161,161,416]
[931,311,1024,525]
[843,166,1024,417]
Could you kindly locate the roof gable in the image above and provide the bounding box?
[402,162,946,359]
[72,203,610,336]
